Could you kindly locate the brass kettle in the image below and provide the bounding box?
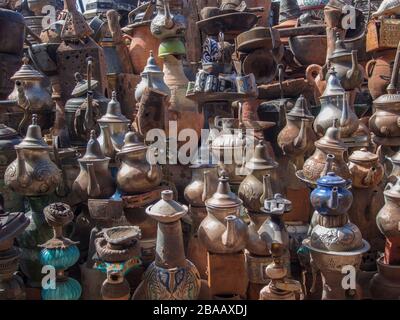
[4,115,61,196]
[72,130,115,201]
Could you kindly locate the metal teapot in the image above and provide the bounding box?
[72,130,115,201]
[150,0,186,40]
[4,115,61,196]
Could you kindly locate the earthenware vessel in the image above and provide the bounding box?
[133,190,201,300]
[369,256,400,299]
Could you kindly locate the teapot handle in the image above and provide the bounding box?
[365,59,376,79]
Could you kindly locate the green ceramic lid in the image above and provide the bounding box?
[158,38,186,57]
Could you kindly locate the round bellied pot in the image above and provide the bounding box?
[376,177,400,265]
[369,256,400,299]
[4,115,61,196]
[300,120,351,186]
[72,130,115,202]
[150,0,186,40]
[198,173,248,254]
[132,190,201,300]
[101,271,131,300]
[312,68,358,138]
[238,141,278,213]
[116,129,162,195]
[97,91,130,160]
[277,94,316,169]
[348,148,384,189]
[365,49,397,100]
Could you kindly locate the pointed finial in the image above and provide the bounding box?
[333,118,338,128]
[32,114,38,125]
[90,130,96,139]
[74,72,83,82]
[22,54,29,65]
[111,91,117,100]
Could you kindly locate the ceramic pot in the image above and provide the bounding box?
[370,256,400,299]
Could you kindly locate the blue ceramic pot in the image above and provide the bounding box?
[39,245,80,270]
[310,172,353,216]
[41,277,82,300]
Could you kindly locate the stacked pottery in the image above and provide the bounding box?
[133,190,201,300]
[348,148,385,271]
[184,150,218,279]
[370,177,400,299]
[198,173,248,299]
[95,226,141,300]
[5,115,61,287]
[0,195,29,300]
[369,40,400,147]
[299,119,351,186]
[97,91,130,160]
[303,172,370,299]
[39,203,81,300]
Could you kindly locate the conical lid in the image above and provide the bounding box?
[79,130,108,161]
[117,128,146,154]
[0,124,19,140]
[71,72,99,97]
[315,119,347,151]
[287,95,314,119]
[349,148,378,163]
[98,91,130,123]
[385,177,400,198]
[141,51,163,75]
[146,190,188,223]
[11,56,44,81]
[279,0,301,23]
[245,140,278,170]
[329,33,350,60]
[321,68,345,98]
[61,0,94,40]
[205,172,242,209]
[16,115,49,149]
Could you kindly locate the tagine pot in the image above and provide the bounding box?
[116,130,162,195]
[198,173,248,254]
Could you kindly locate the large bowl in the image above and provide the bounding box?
[289,35,327,66]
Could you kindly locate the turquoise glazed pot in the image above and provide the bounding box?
[39,245,80,270]
[41,278,82,300]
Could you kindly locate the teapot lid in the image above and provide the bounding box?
[384,178,400,198]
[141,50,163,75]
[0,124,19,140]
[245,140,278,170]
[98,91,130,124]
[79,130,108,161]
[146,190,188,223]
[315,119,347,151]
[316,172,347,187]
[287,95,314,119]
[205,171,242,209]
[348,148,378,163]
[11,56,44,81]
[118,128,146,154]
[71,72,99,97]
[320,67,344,98]
[373,92,400,105]
[16,115,50,149]
[329,32,350,60]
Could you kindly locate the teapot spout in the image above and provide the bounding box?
[327,187,339,210]
[260,174,273,206]
[222,215,240,248]
[87,163,101,198]
[346,50,360,85]
[294,118,308,151]
[339,93,350,128]
[363,167,377,187]
[84,91,96,133]
[15,148,31,187]
[100,125,114,158]
[201,170,211,202]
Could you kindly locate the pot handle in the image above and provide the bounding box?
[365,59,376,79]
[305,64,322,87]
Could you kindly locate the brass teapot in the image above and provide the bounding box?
[72,130,115,201]
[116,129,162,195]
[4,115,61,196]
[325,33,363,91]
[348,147,384,189]
[277,94,316,168]
[97,91,130,159]
[313,68,358,138]
[198,172,248,254]
[238,140,278,213]
[301,119,351,185]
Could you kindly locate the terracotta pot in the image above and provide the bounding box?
[366,49,397,100]
[370,256,400,300]
[123,21,162,75]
